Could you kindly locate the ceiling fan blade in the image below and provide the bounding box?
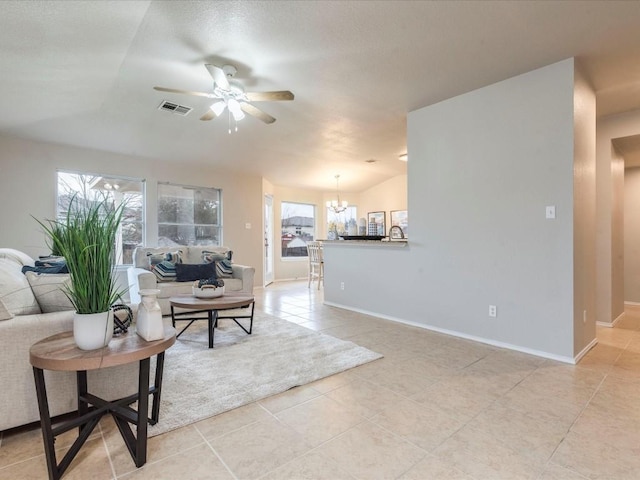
[200,110,217,121]
[246,91,295,102]
[154,86,216,99]
[240,102,276,124]
[205,64,230,90]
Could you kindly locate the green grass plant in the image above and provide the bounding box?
[36,194,127,314]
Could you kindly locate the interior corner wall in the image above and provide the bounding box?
[0,134,265,286]
[572,62,597,356]
[624,167,640,302]
[596,109,640,324]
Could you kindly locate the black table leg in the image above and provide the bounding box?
[111,356,151,467]
[207,309,218,348]
[150,352,165,424]
[33,367,59,480]
[218,302,255,334]
[135,357,150,467]
[77,371,88,436]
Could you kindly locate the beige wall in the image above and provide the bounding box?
[624,167,640,302]
[270,177,406,282]
[358,174,408,236]
[0,134,408,289]
[611,147,625,320]
[0,134,265,286]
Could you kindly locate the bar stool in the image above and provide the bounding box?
[307,241,324,289]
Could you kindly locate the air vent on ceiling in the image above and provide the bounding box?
[158,100,192,116]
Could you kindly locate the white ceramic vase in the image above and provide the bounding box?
[136,289,164,341]
[73,311,114,350]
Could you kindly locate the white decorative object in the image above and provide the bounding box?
[73,311,114,350]
[192,285,225,299]
[136,289,164,341]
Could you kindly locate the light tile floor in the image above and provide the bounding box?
[2,282,640,479]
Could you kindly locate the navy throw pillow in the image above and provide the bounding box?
[175,263,217,282]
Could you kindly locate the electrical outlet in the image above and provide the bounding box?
[340,282,345,290]
[489,305,497,318]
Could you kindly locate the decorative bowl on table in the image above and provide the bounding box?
[192,285,225,298]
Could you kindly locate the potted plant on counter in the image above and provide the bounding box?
[36,193,126,350]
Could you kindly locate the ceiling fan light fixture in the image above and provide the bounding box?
[228,99,245,121]
[210,101,226,116]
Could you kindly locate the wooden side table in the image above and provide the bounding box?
[29,327,176,480]
[169,293,255,348]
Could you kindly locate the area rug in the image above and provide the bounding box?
[148,314,383,437]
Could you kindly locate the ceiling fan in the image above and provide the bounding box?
[154,64,294,131]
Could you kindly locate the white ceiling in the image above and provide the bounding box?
[2,1,640,192]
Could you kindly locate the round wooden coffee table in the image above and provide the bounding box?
[169,292,255,348]
[30,327,175,480]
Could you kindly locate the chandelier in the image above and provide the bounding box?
[326,174,348,214]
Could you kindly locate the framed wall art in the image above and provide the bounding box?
[390,210,408,238]
[367,211,386,236]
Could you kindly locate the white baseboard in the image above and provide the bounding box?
[624,301,640,306]
[596,310,624,328]
[574,337,598,364]
[324,301,578,364]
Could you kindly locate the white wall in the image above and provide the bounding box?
[625,167,640,302]
[325,58,594,361]
[596,109,640,324]
[0,134,265,286]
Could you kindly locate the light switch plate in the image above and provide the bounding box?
[545,206,556,219]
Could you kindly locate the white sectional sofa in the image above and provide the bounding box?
[127,246,255,316]
[0,249,138,432]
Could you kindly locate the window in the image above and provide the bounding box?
[281,202,315,258]
[327,205,358,238]
[57,171,145,265]
[158,183,221,246]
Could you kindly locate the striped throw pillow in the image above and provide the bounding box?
[215,258,233,278]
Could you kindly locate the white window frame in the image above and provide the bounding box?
[327,205,358,238]
[157,182,222,247]
[281,201,315,261]
[56,170,145,266]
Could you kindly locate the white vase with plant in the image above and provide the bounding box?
[37,193,126,350]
